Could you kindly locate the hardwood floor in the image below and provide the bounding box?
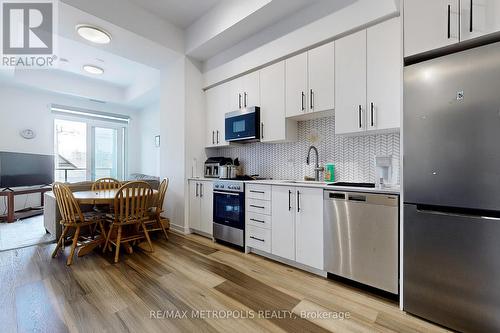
[0,231,453,333]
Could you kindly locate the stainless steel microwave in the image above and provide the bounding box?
[225,106,260,142]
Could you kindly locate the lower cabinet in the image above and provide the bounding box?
[188,180,213,236]
[270,186,324,270]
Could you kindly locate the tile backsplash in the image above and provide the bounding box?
[209,116,400,183]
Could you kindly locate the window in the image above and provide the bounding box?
[53,106,128,182]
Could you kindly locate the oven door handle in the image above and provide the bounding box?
[213,191,240,196]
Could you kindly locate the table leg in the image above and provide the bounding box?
[77,237,105,257]
[7,192,14,223]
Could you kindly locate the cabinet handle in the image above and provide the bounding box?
[469,0,473,32]
[288,190,292,211]
[310,89,314,110]
[195,183,199,197]
[301,92,305,111]
[358,105,363,129]
[200,183,203,197]
[250,218,265,224]
[238,93,242,109]
[244,92,248,107]
[250,236,265,242]
[250,204,265,209]
[217,130,220,144]
[261,122,264,139]
[370,102,374,127]
[447,5,451,39]
[250,190,265,194]
[297,190,301,213]
[212,131,215,145]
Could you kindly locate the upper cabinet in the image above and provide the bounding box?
[285,41,335,118]
[229,71,260,111]
[260,61,298,143]
[205,83,229,148]
[404,0,500,57]
[335,18,401,135]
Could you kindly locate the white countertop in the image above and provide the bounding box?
[189,177,400,194]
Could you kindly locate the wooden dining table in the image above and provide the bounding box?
[73,188,158,257]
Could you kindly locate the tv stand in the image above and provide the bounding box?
[0,186,52,223]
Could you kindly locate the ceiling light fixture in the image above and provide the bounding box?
[76,25,112,44]
[83,65,104,75]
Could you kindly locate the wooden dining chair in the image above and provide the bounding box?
[52,182,106,265]
[92,177,121,213]
[144,178,170,239]
[103,181,154,263]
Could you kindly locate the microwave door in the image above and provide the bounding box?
[225,109,259,142]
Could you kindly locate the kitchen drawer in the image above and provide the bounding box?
[246,198,271,215]
[246,212,272,229]
[246,184,272,201]
[246,225,271,252]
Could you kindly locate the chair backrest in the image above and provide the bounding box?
[156,178,169,210]
[113,181,153,224]
[92,177,121,191]
[53,182,85,224]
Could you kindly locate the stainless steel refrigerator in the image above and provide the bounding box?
[404,41,500,333]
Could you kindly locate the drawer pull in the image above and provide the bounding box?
[250,204,265,209]
[249,190,265,194]
[250,236,265,242]
[250,218,265,224]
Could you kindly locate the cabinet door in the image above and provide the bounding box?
[295,187,323,270]
[199,181,213,235]
[404,0,459,57]
[335,30,367,135]
[228,77,243,111]
[216,83,229,146]
[461,0,500,41]
[260,62,286,143]
[189,181,201,231]
[271,186,295,261]
[308,41,335,113]
[285,52,308,118]
[367,17,401,131]
[242,71,260,107]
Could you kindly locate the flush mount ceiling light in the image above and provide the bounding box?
[83,64,104,75]
[76,25,112,44]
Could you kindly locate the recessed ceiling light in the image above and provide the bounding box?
[83,65,104,75]
[76,25,112,44]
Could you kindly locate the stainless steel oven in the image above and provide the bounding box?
[213,180,245,247]
[225,107,260,142]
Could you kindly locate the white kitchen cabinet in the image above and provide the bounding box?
[285,52,308,117]
[271,186,296,261]
[260,61,298,143]
[205,83,229,147]
[285,42,335,118]
[335,30,367,134]
[460,0,500,41]
[188,180,213,236]
[295,187,324,270]
[404,0,460,57]
[229,72,260,110]
[308,42,335,113]
[336,18,401,135]
[366,18,401,132]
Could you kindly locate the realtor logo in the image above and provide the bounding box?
[1,0,57,68]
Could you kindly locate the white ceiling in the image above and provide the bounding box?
[128,0,221,29]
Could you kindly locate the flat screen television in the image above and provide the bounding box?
[0,152,54,188]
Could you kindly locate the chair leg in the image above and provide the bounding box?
[103,223,114,253]
[114,226,122,263]
[52,226,69,258]
[158,216,169,240]
[142,222,154,252]
[66,226,80,266]
[98,221,106,247]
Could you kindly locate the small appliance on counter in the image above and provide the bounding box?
[375,155,398,188]
[225,106,260,142]
[204,157,232,178]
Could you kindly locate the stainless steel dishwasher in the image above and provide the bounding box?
[324,190,399,294]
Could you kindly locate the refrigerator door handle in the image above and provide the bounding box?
[447,5,451,39]
[416,206,500,221]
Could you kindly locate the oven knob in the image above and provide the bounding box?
[228,185,233,189]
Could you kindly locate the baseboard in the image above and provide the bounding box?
[169,223,189,234]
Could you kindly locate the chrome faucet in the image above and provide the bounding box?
[306,145,324,181]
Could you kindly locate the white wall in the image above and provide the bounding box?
[138,102,160,177]
[0,84,141,212]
